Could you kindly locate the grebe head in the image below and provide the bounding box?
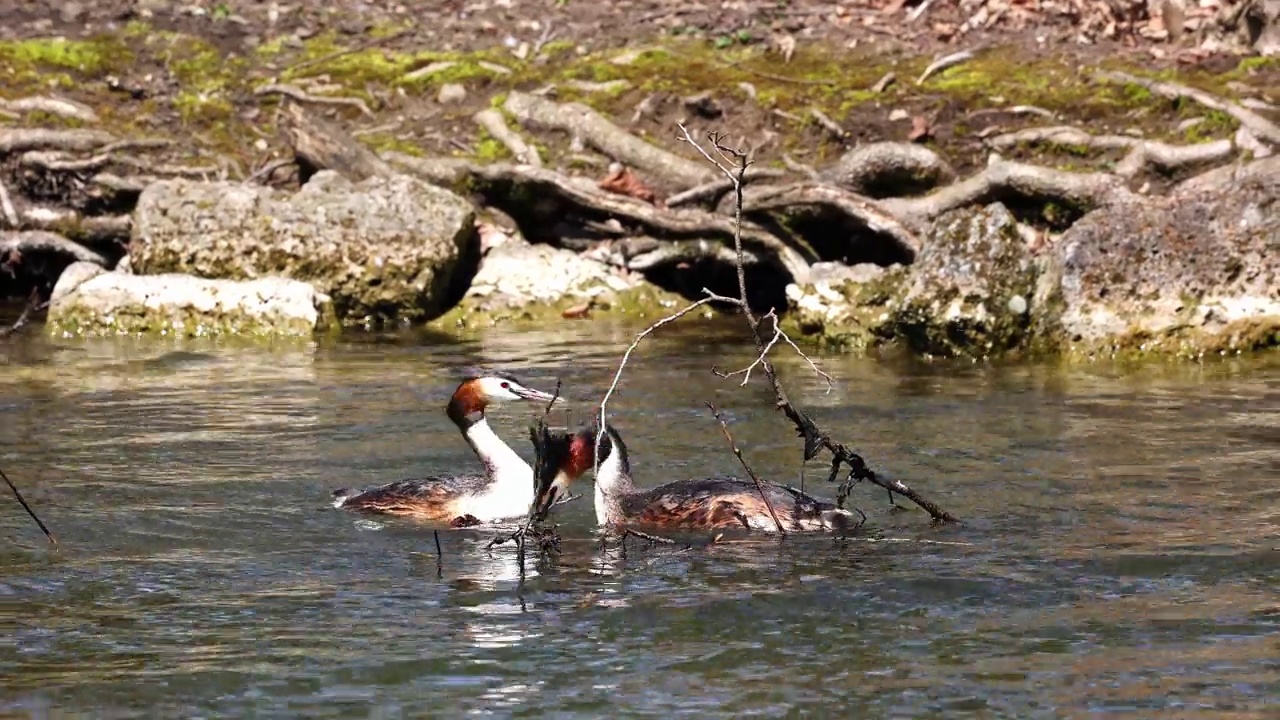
[450,374,558,420]
[530,421,630,519]
[529,424,602,519]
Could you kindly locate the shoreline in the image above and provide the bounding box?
[1,5,1277,361]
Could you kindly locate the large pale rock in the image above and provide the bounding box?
[129,170,476,324]
[434,227,668,328]
[47,261,334,338]
[1037,172,1280,357]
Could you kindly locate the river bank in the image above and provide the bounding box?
[1,0,1277,360]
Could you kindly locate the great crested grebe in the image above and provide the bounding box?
[331,374,557,524]
[531,422,857,533]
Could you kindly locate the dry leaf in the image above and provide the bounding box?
[598,166,658,204]
[908,115,933,142]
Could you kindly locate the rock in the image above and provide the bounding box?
[46,264,334,338]
[1037,172,1280,358]
[129,170,477,325]
[435,233,660,327]
[437,83,467,104]
[782,203,1036,358]
[886,203,1037,358]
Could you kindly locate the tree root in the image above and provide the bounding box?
[19,150,220,178]
[818,141,957,197]
[1,230,108,269]
[284,100,392,182]
[1095,70,1280,147]
[988,126,1237,178]
[17,208,132,245]
[0,128,115,155]
[473,108,543,167]
[664,168,787,209]
[502,91,714,188]
[741,182,920,260]
[1175,155,1280,196]
[881,159,1137,228]
[383,151,814,284]
[0,95,99,124]
[255,83,375,118]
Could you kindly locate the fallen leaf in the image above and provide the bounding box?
[908,115,933,142]
[598,166,658,204]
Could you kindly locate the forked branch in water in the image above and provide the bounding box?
[675,125,958,524]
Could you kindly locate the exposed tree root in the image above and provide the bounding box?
[881,159,1137,228]
[474,108,543,167]
[1175,155,1280,195]
[988,126,1237,178]
[818,142,956,198]
[19,150,220,178]
[383,151,813,284]
[0,128,115,155]
[17,208,132,245]
[284,100,392,182]
[0,95,99,124]
[1,230,108,267]
[1095,70,1280,147]
[664,168,787,209]
[502,91,714,188]
[255,83,375,118]
[741,182,921,260]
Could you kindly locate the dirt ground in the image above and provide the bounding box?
[1,0,1277,313]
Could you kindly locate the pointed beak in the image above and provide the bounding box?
[531,473,570,520]
[513,385,559,404]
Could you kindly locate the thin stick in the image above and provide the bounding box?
[433,529,443,578]
[594,296,728,479]
[1,466,57,546]
[706,402,786,535]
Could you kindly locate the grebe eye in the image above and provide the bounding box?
[500,381,510,389]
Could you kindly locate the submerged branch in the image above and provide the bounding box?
[1,465,58,547]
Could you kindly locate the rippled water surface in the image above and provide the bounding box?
[2,318,1278,718]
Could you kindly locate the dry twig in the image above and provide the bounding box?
[706,401,785,535]
[677,125,958,524]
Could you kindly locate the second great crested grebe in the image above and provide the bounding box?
[331,374,557,524]
[530,422,858,533]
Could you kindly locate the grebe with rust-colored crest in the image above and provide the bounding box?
[332,374,557,524]
[529,421,857,533]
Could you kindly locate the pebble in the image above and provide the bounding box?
[437,83,467,104]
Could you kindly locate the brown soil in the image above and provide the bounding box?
[0,0,1277,316]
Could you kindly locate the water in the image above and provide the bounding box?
[2,317,1278,718]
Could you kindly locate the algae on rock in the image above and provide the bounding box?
[129,170,477,325]
[886,203,1039,358]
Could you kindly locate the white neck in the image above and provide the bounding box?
[593,442,633,526]
[464,417,531,486]
[458,416,534,520]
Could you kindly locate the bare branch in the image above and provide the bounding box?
[706,401,786,535]
[255,83,375,118]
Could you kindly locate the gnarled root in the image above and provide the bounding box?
[502,91,714,188]
[383,151,813,285]
[988,126,1236,179]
